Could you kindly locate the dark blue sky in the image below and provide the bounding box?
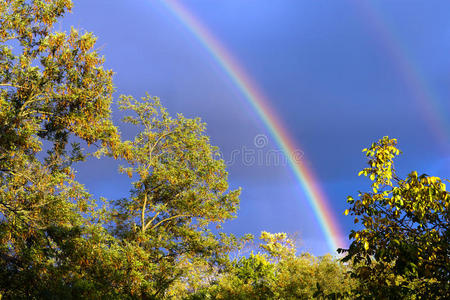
[63,0,449,255]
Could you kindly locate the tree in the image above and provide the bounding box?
[101,95,241,297]
[0,0,120,297]
[341,137,449,299]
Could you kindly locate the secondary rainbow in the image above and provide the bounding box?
[159,0,346,252]
[355,1,449,150]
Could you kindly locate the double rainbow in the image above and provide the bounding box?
[159,0,346,252]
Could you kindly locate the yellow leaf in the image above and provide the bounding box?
[364,241,369,251]
[344,209,349,216]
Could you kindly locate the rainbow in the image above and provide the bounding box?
[355,1,449,151]
[159,0,346,252]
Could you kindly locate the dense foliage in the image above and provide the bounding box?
[185,232,356,299]
[341,137,449,299]
[1,1,448,299]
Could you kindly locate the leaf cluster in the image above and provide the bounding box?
[341,136,449,299]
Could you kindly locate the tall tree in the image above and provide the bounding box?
[106,95,240,297]
[341,137,449,299]
[0,0,118,297]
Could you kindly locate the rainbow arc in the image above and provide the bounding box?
[355,1,449,150]
[156,0,450,253]
[160,0,346,252]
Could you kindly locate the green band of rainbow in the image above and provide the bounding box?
[160,0,346,252]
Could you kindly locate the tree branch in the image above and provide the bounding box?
[141,193,147,233]
[148,130,175,165]
[150,214,192,231]
[143,211,160,232]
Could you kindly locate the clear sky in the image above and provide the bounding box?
[62,0,449,255]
